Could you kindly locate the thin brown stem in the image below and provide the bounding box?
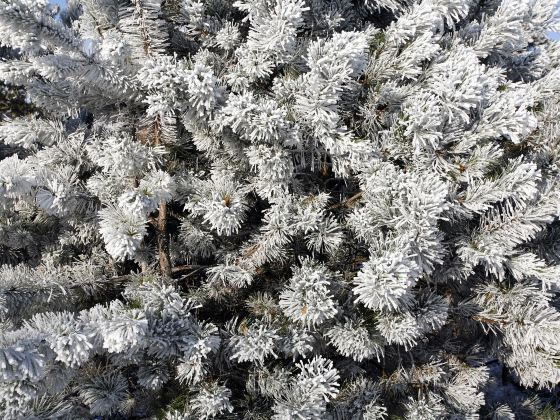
[157,201,172,277]
[328,191,363,210]
[171,264,206,275]
[150,113,172,277]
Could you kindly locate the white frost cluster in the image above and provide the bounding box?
[229,321,279,364]
[98,204,147,260]
[279,259,338,327]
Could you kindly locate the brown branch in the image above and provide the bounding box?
[147,113,172,278]
[328,191,363,210]
[101,264,204,285]
[171,264,206,275]
[157,202,172,277]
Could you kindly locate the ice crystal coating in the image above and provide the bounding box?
[1,0,560,418]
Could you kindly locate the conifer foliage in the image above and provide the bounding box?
[1,0,560,418]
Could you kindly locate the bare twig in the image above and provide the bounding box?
[328,191,363,210]
[157,202,172,277]
[146,113,173,278]
[171,264,207,275]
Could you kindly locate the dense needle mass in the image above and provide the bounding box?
[1,0,560,418]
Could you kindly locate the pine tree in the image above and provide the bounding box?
[1,0,560,418]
